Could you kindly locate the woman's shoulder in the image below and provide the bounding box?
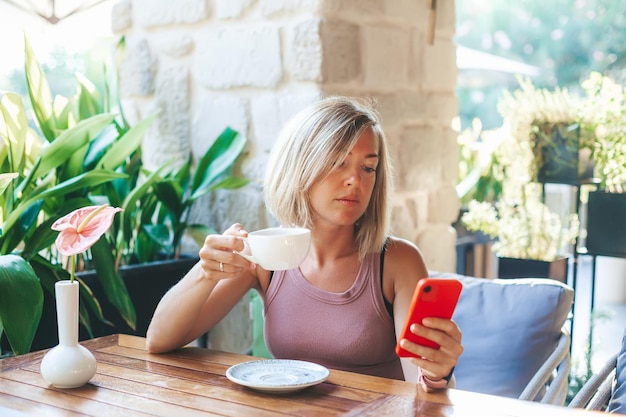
[383,236,428,276]
[384,236,421,256]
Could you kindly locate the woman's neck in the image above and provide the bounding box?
[305,222,358,268]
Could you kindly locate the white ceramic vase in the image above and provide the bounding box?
[40,280,97,388]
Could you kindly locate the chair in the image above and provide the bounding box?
[518,326,571,404]
[610,328,626,414]
[568,327,626,413]
[568,354,617,411]
[431,272,574,405]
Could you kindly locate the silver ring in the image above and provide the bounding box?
[219,262,224,272]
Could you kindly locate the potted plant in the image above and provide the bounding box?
[461,184,579,282]
[0,36,249,355]
[577,73,626,304]
[0,96,140,355]
[0,36,156,355]
[497,77,595,186]
[79,124,249,340]
[579,73,626,258]
[72,39,249,340]
[457,77,607,281]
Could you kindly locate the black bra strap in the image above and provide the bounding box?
[380,238,393,318]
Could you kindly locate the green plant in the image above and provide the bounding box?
[95,38,250,267]
[141,127,249,261]
[0,36,153,355]
[0,36,249,355]
[0,254,43,356]
[461,184,579,261]
[458,78,602,262]
[581,72,626,193]
[497,77,594,186]
[455,117,505,205]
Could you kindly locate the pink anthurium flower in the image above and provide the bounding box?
[52,205,123,282]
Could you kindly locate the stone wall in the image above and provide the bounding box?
[112,0,459,353]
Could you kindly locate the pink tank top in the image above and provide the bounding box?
[263,251,404,380]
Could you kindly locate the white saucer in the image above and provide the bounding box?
[225,359,330,394]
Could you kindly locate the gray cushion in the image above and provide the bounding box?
[431,272,574,398]
[608,328,626,413]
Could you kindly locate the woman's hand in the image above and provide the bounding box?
[147,223,258,353]
[398,317,463,382]
[198,223,256,280]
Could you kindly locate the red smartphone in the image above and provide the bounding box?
[395,278,463,358]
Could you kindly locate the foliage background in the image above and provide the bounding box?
[456,0,626,130]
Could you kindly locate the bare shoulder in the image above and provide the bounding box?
[384,236,428,273]
[381,236,429,304]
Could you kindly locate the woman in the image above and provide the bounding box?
[146,96,463,390]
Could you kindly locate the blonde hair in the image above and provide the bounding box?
[264,96,393,258]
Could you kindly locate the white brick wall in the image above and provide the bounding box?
[113,0,459,353]
[196,27,283,89]
[132,0,209,27]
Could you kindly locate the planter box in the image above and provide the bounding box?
[497,256,569,284]
[25,257,198,352]
[586,191,626,258]
[534,123,592,185]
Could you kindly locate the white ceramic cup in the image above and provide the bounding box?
[237,227,311,270]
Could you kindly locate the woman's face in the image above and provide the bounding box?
[309,126,379,228]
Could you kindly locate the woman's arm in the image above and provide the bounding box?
[146,224,258,353]
[384,237,463,386]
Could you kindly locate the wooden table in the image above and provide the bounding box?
[0,334,604,416]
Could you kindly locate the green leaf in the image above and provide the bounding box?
[143,224,173,251]
[190,127,247,201]
[208,176,250,192]
[0,173,18,196]
[0,200,43,255]
[153,179,185,218]
[76,72,103,119]
[21,218,59,260]
[98,113,156,171]
[33,113,117,179]
[0,254,43,355]
[174,158,191,187]
[36,170,127,200]
[24,35,56,142]
[52,96,73,131]
[90,238,136,331]
[3,170,127,237]
[132,233,160,264]
[82,125,119,171]
[0,92,29,172]
[120,166,166,244]
[29,255,62,297]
